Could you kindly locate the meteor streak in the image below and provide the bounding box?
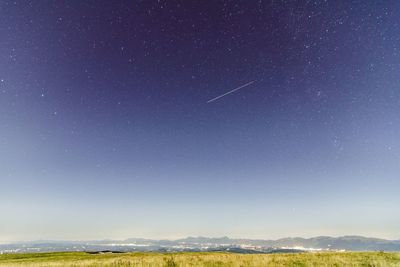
[207,80,256,103]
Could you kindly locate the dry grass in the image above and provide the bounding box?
[0,251,399,267]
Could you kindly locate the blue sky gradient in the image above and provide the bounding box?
[1,1,400,242]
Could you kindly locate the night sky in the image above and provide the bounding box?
[1,1,400,242]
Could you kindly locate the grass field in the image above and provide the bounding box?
[0,251,399,267]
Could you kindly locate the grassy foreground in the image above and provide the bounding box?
[0,251,399,267]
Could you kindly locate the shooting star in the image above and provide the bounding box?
[207,80,256,103]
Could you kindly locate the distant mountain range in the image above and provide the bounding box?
[1,236,399,254]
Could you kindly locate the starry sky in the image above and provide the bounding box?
[1,1,400,242]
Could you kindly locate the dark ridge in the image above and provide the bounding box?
[86,250,125,254]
